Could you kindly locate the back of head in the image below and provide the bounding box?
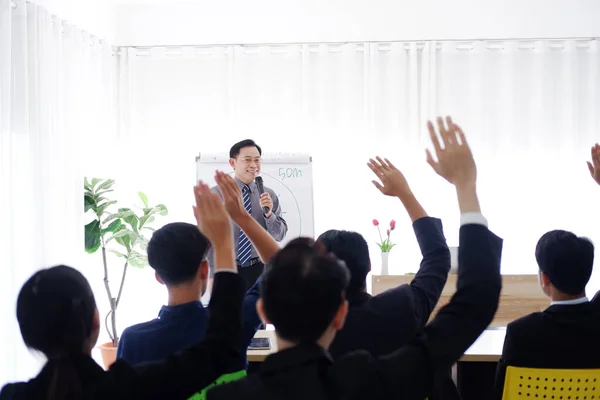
[17,265,97,400]
[147,222,211,286]
[260,238,350,343]
[535,230,594,296]
[229,139,262,158]
[317,230,370,295]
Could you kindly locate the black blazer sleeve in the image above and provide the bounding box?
[107,271,245,400]
[375,224,503,399]
[407,217,451,329]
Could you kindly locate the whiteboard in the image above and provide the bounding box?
[195,152,315,244]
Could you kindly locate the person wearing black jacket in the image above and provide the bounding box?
[492,229,600,399]
[0,182,245,400]
[319,156,457,400]
[208,116,503,400]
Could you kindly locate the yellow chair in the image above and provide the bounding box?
[502,366,600,400]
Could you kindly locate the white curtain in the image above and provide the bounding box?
[117,40,600,315]
[0,0,117,384]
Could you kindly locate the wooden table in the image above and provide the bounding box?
[247,328,505,363]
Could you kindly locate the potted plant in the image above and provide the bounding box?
[84,178,167,368]
[372,219,396,275]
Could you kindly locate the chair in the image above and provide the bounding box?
[502,366,600,399]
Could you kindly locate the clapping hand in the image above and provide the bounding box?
[367,157,412,199]
[587,143,600,186]
[426,116,477,189]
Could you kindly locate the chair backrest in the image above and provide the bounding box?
[502,366,600,400]
[371,274,548,327]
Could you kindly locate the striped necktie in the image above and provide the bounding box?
[237,185,253,265]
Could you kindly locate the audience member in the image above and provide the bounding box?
[493,229,600,399]
[0,183,245,400]
[318,156,456,399]
[116,221,260,372]
[208,117,503,400]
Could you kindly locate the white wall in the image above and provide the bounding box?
[114,0,600,46]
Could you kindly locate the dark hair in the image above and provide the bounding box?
[317,230,371,295]
[17,265,97,400]
[261,237,350,343]
[535,230,594,295]
[229,139,262,159]
[147,222,211,286]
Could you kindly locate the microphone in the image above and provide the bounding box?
[254,176,270,215]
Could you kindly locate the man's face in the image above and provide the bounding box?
[230,146,261,184]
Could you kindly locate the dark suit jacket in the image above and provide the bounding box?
[493,297,600,399]
[208,224,503,400]
[0,272,245,400]
[329,217,457,400]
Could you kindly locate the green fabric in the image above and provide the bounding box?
[185,370,427,400]
[188,370,247,400]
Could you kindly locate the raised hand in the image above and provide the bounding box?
[368,157,412,199]
[587,143,600,186]
[193,181,232,249]
[426,116,476,189]
[214,171,249,222]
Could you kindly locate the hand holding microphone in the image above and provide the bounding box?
[255,176,273,218]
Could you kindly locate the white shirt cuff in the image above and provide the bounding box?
[460,212,488,227]
[214,269,238,274]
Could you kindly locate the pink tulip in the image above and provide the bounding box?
[390,220,396,230]
[386,229,390,236]
[373,219,379,226]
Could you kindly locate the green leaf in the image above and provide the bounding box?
[84,193,96,213]
[138,215,155,229]
[96,200,117,216]
[137,236,149,252]
[84,220,101,254]
[91,178,102,190]
[108,249,128,258]
[117,208,139,233]
[128,252,148,268]
[95,189,114,197]
[106,228,137,243]
[101,219,122,235]
[138,192,149,208]
[97,179,115,192]
[154,204,168,216]
[115,235,132,253]
[103,210,135,225]
[84,177,92,192]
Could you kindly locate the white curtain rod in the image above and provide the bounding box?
[119,37,597,50]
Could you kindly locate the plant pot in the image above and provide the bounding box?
[99,342,117,369]
[381,252,390,275]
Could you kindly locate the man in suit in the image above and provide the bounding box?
[493,229,600,399]
[209,117,504,400]
[318,157,457,399]
[210,139,288,290]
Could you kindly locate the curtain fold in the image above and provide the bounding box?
[0,0,117,384]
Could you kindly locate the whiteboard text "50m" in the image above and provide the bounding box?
[278,167,302,180]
